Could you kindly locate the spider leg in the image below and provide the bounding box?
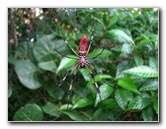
[59,30,79,56]
[89,64,112,87]
[85,13,106,59]
[58,62,78,88]
[54,48,78,59]
[67,65,78,109]
[88,65,102,101]
[87,46,105,59]
[86,14,94,56]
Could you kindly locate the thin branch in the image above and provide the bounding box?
[9,9,18,49]
[79,111,91,120]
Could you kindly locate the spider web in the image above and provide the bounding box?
[8,8,123,121]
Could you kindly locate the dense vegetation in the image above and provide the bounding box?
[8,8,158,121]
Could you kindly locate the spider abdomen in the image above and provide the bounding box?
[78,35,88,56]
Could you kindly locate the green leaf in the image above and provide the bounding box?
[72,98,93,109]
[118,77,140,94]
[102,98,119,109]
[121,43,133,55]
[79,68,90,81]
[15,59,43,89]
[62,111,87,121]
[95,84,113,106]
[92,108,104,121]
[33,34,70,61]
[115,60,135,79]
[153,98,158,114]
[8,55,18,65]
[60,104,73,111]
[88,49,112,58]
[149,57,158,72]
[16,41,28,58]
[111,46,121,52]
[86,74,112,88]
[127,95,150,110]
[137,39,154,49]
[56,56,77,73]
[134,55,143,66]
[107,16,118,28]
[92,108,114,121]
[94,17,105,29]
[45,84,65,100]
[13,104,43,121]
[92,108,103,121]
[8,84,12,98]
[115,89,133,110]
[139,81,158,91]
[142,107,153,121]
[106,29,134,44]
[137,33,158,50]
[16,41,33,59]
[141,33,158,41]
[38,53,57,72]
[123,65,158,78]
[42,102,60,117]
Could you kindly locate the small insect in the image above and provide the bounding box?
[54,19,111,109]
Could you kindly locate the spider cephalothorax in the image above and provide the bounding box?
[54,23,110,109]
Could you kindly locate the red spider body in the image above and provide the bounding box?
[79,35,88,56]
[78,35,89,68]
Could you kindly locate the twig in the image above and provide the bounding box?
[9,9,18,50]
[50,117,59,121]
[79,111,91,120]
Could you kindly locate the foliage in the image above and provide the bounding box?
[8,8,158,121]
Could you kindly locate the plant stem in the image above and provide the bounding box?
[9,9,18,55]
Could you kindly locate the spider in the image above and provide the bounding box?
[54,19,111,108]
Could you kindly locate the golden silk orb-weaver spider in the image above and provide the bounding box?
[54,20,111,109]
